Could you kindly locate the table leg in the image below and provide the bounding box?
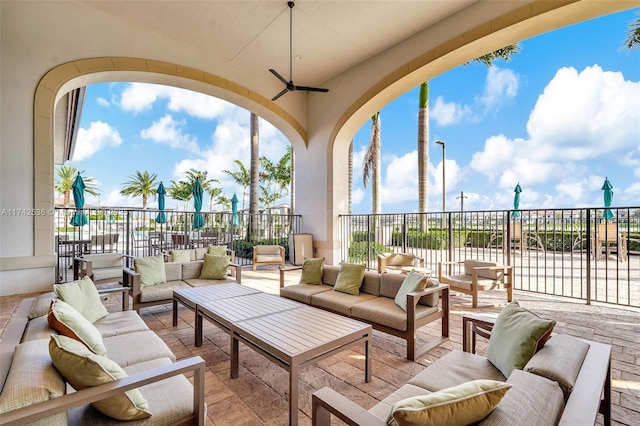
[195,311,203,347]
[231,334,239,379]
[289,364,299,426]
[172,299,178,327]
[365,336,371,383]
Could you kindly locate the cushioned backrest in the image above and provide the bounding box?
[86,253,123,269]
[256,245,280,255]
[524,334,590,401]
[182,261,204,280]
[380,273,405,298]
[192,248,208,261]
[322,265,340,286]
[361,271,381,296]
[386,253,415,267]
[164,262,182,282]
[464,260,501,280]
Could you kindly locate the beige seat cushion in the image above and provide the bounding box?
[103,330,176,367]
[92,266,123,282]
[0,339,67,425]
[409,350,506,392]
[94,311,150,338]
[256,254,283,262]
[164,262,183,282]
[310,290,377,316]
[184,278,235,287]
[478,369,564,425]
[368,384,431,420]
[280,284,333,304]
[350,297,438,331]
[139,280,191,303]
[28,291,58,319]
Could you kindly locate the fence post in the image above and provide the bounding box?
[402,214,407,253]
[586,208,591,305]
[447,213,453,262]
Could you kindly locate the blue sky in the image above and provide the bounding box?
[67,9,640,214]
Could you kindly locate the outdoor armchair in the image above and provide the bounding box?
[73,253,132,286]
[377,252,424,274]
[438,259,513,308]
[252,245,285,271]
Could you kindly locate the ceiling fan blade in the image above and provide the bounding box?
[294,85,329,93]
[269,68,289,86]
[271,87,289,101]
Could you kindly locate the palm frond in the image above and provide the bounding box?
[624,17,640,50]
[362,113,380,188]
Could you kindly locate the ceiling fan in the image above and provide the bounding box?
[269,1,329,101]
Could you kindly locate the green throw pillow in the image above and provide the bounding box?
[47,299,106,355]
[487,301,556,377]
[333,262,365,295]
[54,276,108,323]
[170,249,191,262]
[134,254,166,287]
[394,270,430,311]
[49,334,151,421]
[299,257,325,285]
[386,380,511,426]
[200,253,229,279]
[208,245,227,256]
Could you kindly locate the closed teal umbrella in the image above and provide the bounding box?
[601,177,614,220]
[155,182,166,224]
[192,179,204,229]
[231,193,239,227]
[511,183,522,218]
[70,174,88,227]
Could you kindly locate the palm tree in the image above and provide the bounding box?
[348,140,353,214]
[363,112,381,214]
[417,44,520,214]
[120,171,158,209]
[260,148,291,207]
[55,165,99,207]
[167,180,192,210]
[249,112,260,238]
[207,187,223,210]
[624,15,640,50]
[222,160,251,210]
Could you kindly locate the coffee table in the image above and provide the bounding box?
[175,284,372,425]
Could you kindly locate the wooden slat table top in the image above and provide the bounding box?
[197,292,304,328]
[232,306,372,361]
[174,283,260,307]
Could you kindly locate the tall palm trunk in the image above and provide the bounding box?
[363,113,381,214]
[348,139,353,214]
[249,112,260,240]
[418,82,429,213]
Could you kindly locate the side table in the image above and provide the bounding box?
[462,312,499,353]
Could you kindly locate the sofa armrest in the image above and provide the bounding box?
[312,387,386,426]
[462,313,497,353]
[0,356,207,426]
[73,257,93,281]
[122,267,141,298]
[228,262,242,284]
[97,286,130,311]
[279,265,303,288]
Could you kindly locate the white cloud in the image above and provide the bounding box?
[73,121,122,161]
[119,83,160,113]
[140,114,201,154]
[431,96,471,126]
[103,189,135,208]
[469,65,640,202]
[118,82,236,119]
[352,188,365,205]
[479,66,519,109]
[380,151,418,203]
[97,97,110,107]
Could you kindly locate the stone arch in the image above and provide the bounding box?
[33,57,306,255]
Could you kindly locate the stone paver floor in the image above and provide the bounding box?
[1,266,639,425]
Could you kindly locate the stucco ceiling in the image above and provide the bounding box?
[82,0,478,88]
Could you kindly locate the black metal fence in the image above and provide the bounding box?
[338,207,640,308]
[54,207,301,283]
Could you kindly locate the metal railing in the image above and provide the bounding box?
[339,207,640,308]
[54,207,301,283]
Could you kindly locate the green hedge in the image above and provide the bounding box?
[348,241,386,263]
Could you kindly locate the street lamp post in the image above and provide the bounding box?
[435,141,446,213]
[456,191,468,211]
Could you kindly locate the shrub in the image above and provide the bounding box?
[347,241,386,263]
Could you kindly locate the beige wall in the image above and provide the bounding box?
[1,0,634,295]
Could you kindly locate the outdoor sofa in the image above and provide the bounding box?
[123,246,240,313]
[280,263,449,360]
[312,304,612,426]
[0,280,205,425]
